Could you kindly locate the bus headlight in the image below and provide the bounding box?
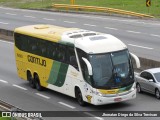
[92,89,103,97]
[130,83,136,92]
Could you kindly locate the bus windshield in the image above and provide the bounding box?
[89,49,134,89]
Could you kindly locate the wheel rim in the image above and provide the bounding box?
[137,84,141,93]
[156,90,160,98]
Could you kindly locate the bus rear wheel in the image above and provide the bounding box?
[34,74,43,91]
[27,71,35,88]
[75,88,85,106]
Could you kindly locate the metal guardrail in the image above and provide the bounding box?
[53,4,154,18]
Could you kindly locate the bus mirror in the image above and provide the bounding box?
[130,52,140,68]
[82,57,93,75]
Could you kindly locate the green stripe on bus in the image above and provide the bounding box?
[47,61,61,85]
[47,61,69,87]
[54,63,69,87]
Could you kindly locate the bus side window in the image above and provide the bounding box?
[58,45,66,62]
[67,47,79,70]
[47,42,58,60]
[77,48,91,84]
[38,40,47,57]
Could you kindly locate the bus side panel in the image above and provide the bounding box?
[14,47,27,80]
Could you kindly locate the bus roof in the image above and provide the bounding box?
[14,24,127,54]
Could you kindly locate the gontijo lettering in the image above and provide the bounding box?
[27,55,46,67]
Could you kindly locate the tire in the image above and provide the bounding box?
[75,88,85,106]
[27,71,35,88]
[136,83,142,93]
[34,74,43,91]
[155,89,160,99]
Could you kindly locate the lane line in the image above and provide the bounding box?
[58,102,75,109]
[126,30,141,34]
[35,93,50,99]
[128,44,153,50]
[0,39,13,44]
[43,18,55,21]
[64,21,76,24]
[84,24,96,27]
[0,79,8,84]
[24,15,36,18]
[104,27,118,30]
[0,22,9,25]
[150,34,160,37]
[84,112,103,120]
[6,13,16,16]
[12,84,27,90]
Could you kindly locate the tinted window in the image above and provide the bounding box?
[140,72,154,80]
[66,47,78,70]
[14,33,78,68]
[77,48,91,84]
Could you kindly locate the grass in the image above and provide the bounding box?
[0,0,160,17]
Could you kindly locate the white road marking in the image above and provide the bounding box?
[35,93,50,99]
[84,24,96,27]
[6,13,16,15]
[84,112,104,120]
[1,7,160,26]
[150,34,160,37]
[43,18,55,21]
[128,44,153,50]
[0,22,9,25]
[127,30,141,34]
[104,27,118,30]
[58,102,75,109]
[64,21,76,24]
[0,79,8,84]
[24,15,36,18]
[0,39,13,44]
[12,84,27,90]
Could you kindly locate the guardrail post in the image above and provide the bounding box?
[70,0,75,5]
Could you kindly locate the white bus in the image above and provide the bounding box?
[14,24,140,106]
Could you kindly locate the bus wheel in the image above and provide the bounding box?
[34,74,43,91]
[27,71,35,88]
[75,88,85,106]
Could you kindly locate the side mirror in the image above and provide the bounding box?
[82,57,93,76]
[149,79,154,82]
[130,52,140,68]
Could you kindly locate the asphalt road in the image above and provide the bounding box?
[0,39,160,120]
[0,7,160,61]
[0,7,160,120]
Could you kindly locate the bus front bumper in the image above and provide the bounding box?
[92,88,136,105]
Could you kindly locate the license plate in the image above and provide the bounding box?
[114,98,122,102]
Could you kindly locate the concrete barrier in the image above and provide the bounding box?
[0,28,14,41]
[0,28,159,71]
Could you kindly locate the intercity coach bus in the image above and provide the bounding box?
[14,24,140,106]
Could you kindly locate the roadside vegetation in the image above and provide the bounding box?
[0,0,160,17]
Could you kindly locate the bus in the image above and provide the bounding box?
[14,24,140,106]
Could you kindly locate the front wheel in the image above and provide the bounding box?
[155,89,160,99]
[75,88,85,106]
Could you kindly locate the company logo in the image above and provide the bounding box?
[27,55,46,67]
